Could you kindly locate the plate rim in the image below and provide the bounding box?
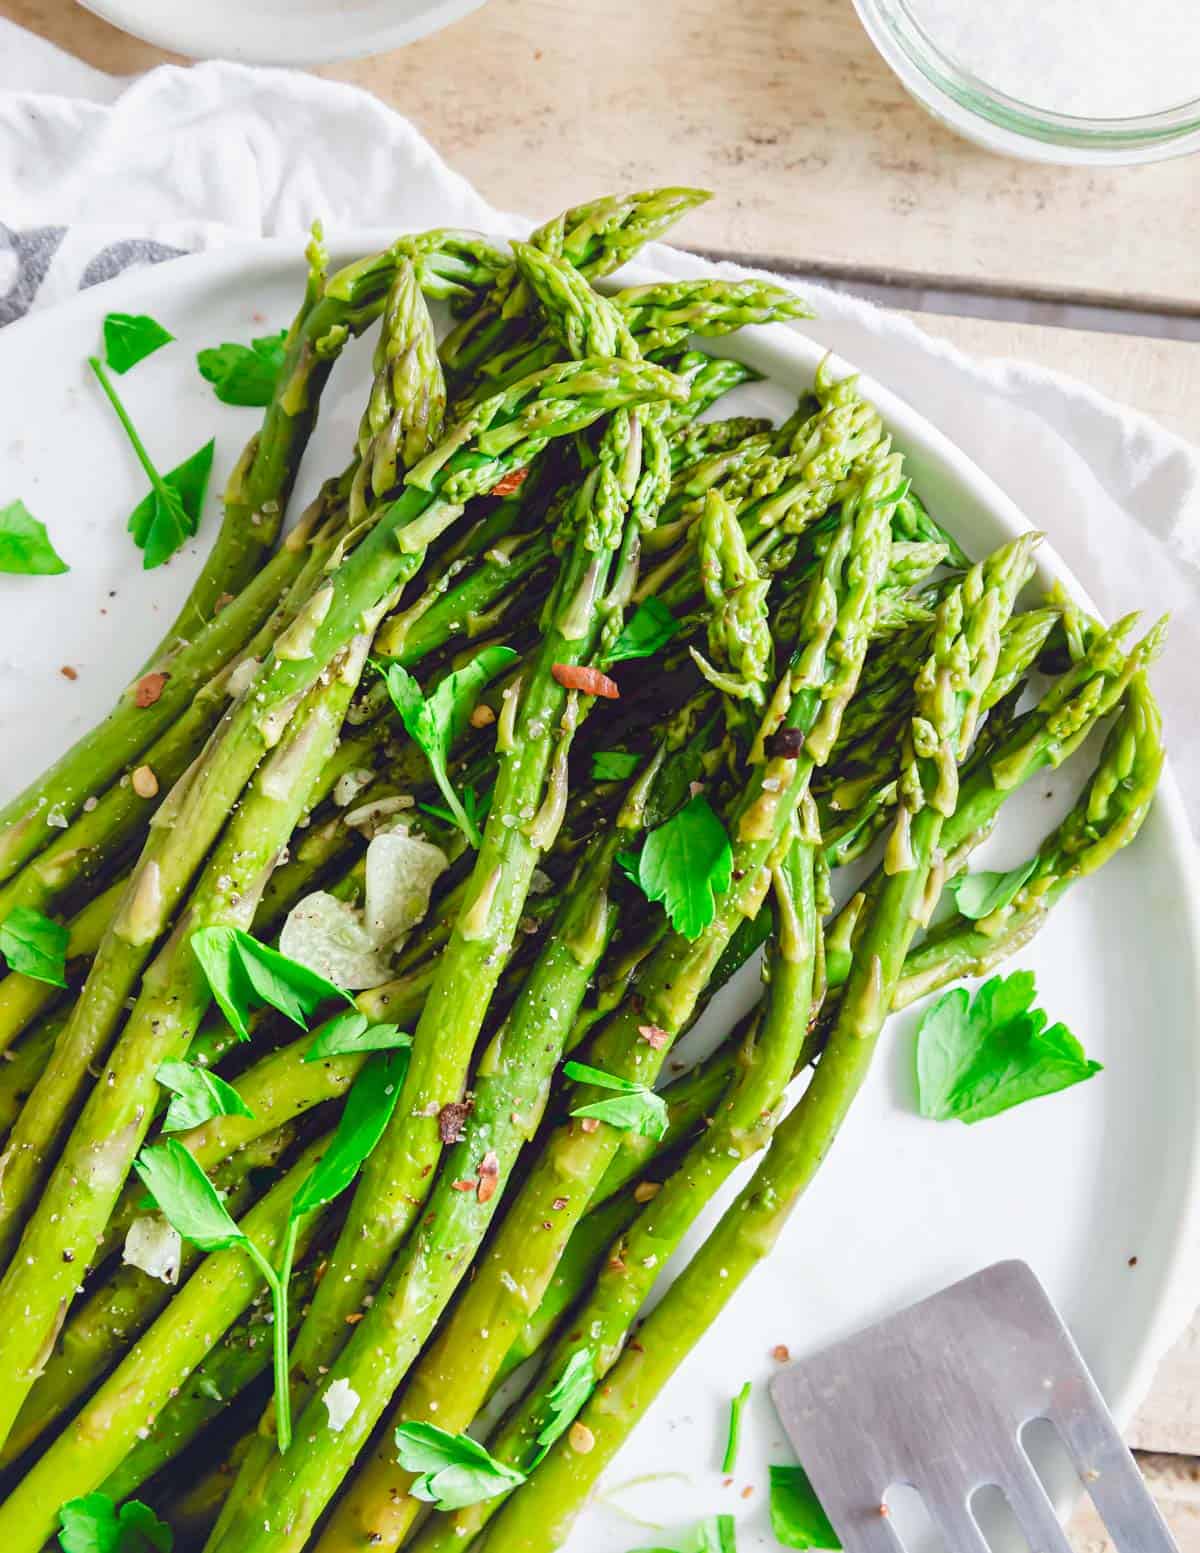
[75,0,487,66]
[5,230,1198,1453]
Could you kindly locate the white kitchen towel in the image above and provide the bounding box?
[0,18,1198,822]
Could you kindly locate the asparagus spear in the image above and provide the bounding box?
[441,188,711,381]
[0,485,348,938]
[0,346,677,1267]
[893,672,1164,1008]
[0,658,367,1433]
[468,536,1037,1553]
[823,611,1167,991]
[0,1135,335,1553]
[0,268,456,1429]
[413,821,821,1552]
[206,246,677,1539]
[611,276,813,352]
[668,415,774,473]
[0,1121,299,1467]
[207,822,629,1551]
[147,229,335,665]
[303,452,899,1553]
[0,233,505,886]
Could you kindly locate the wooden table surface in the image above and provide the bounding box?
[3,0,1199,1543]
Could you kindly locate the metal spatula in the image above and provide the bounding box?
[769,1259,1177,1553]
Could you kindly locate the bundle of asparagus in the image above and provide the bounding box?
[0,187,1166,1553]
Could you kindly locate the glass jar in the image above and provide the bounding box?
[852,0,1200,165]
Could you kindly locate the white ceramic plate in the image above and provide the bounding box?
[0,239,1196,1550]
[76,0,486,67]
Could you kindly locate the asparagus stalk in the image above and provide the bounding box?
[0,658,367,1433]
[414,821,822,1552]
[0,1121,300,1467]
[893,672,1164,1008]
[0,230,505,885]
[822,611,1167,991]
[304,453,898,1553]
[0,1135,334,1553]
[611,276,813,353]
[0,346,677,1275]
[0,485,347,938]
[208,824,629,1551]
[207,251,678,1543]
[99,1255,322,1507]
[440,188,711,381]
[0,265,459,1431]
[469,536,1037,1553]
[146,229,335,664]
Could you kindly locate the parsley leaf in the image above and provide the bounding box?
[134,1138,246,1253]
[532,1347,595,1464]
[303,1011,412,1061]
[89,355,213,570]
[103,312,174,375]
[591,750,641,783]
[156,1059,254,1133]
[563,1060,669,1139]
[197,331,288,407]
[374,646,516,847]
[916,970,1101,1125]
[947,858,1037,921]
[722,1379,751,1473]
[0,906,69,986]
[191,925,354,1043]
[606,598,679,665]
[395,1420,526,1511]
[126,440,215,570]
[769,1464,840,1550]
[638,794,732,939]
[290,1049,406,1219]
[58,1491,173,1553]
[632,1516,738,1553]
[0,500,69,576]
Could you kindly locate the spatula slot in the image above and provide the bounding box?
[1020,1416,1089,1525]
[970,1483,1032,1553]
[881,1482,951,1553]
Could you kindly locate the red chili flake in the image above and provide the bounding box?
[60,665,78,681]
[134,671,170,708]
[766,727,805,759]
[345,1312,364,1325]
[579,1116,600,1134]
[491,466,530,498]
[607,1254,627,1275]
[551,663,620,699]
[723,1477,734,1489]
[437,1100,473,1145]
[476,1150,500,1204]
[771,1344,791,1362]
[628,1339,645,1354]
[214,592,235,614]
[638,1023,669,1050]
[451,1179,474,1192]
[741,1486,754,1500]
